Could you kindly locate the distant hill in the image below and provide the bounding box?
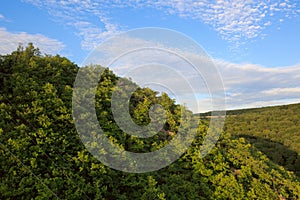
[201,103,300,177]
[200,103,300,117]
[1,44,299,199]
[207,103,300,177]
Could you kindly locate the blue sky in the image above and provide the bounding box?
[1,0,300,112]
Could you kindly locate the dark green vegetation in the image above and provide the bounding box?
[223,104,300,177]
[0,44,299,199]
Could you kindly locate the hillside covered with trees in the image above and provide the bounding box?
[224,104,300,178]
[0,44,299,199]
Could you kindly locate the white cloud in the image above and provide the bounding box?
[22,1,300,112]
[72,19,119,50]
[262,87,300,95]
[23,0,121,51]
[215,59,300,111]
[82,30,225,113]
[158,0,298,46]
[83,32,300,112]
[0,27,65,55]
[24,0,299,49]
[0,14,4,20]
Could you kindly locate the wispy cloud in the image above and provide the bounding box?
[21,1,300,112]
[83,33,300,112]
[216,59,300,111]
[0,27,65,55]
[0,14,4,20]
[149,0,298,47]
[23,0,120,50]
[24,0,299,49]
[72,19,119,50]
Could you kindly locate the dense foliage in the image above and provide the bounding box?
[0,44,299,199]
[224,104,300,177]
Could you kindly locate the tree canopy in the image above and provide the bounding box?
[0,44,299,199]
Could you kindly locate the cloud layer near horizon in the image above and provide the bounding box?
[0,27,65,55]
[216,60,300,111]
[81,32,300,112]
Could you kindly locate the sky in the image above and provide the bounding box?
[1,0,300,112]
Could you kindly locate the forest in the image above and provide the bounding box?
[223,104,300,177]
[0,44,299,199]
